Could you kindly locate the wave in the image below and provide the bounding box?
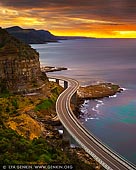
[85,117,99,122]
[92,107,98,112]
[95,99,104,109]
[87,117,99,120]
[109,94,117,98]
[121,87,128,91]
[80,98,105,122]
[95,99,104,103]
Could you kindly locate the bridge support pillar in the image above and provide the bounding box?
[63,127,70,143]
[64,81,68,89]
[63,127,79,148]
[56,79,59,84]
[71,91,77,105]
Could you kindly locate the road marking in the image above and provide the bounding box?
[60,89,119,170]
[50,75,136,170]
[65,80,136,170]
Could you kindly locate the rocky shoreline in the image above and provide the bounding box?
[30,81,106,169]
[22,77,122,169]
[78,82,123,99]
[74,82,123,120]
[55,81,123,169]
[41,66,67,72]
[0,27,104,169]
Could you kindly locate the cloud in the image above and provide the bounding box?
[0,0,136,37]
[0,0,136,23]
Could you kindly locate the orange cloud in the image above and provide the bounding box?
[0,1,136,38]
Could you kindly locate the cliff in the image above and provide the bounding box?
[6,26,58,44]
[0,27,48,93]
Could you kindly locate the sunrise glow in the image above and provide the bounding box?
[0,1,136,38]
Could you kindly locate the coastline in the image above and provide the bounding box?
[0,79,105,169]
[41,66,67,72]
[34,39,136,166]
[73,82,123,121]
[78,82,123,99]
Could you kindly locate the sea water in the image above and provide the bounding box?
[31,38,136,165]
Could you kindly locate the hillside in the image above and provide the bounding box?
[6,26,94,44]
[0,27,103,169]
[0,27,39,58]
[0,27,48,93]
[0,81,104,169]
[6,26,58,44]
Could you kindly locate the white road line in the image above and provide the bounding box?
[49,75,136,170]
[60,95,116,170]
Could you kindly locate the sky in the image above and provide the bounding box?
[0,0,136,38]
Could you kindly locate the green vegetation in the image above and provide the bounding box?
[0,82,102,169]
[34,86,61,112]
[0,95,29,117]
[0,27,39,59]
[34,99,53,111]
[111,84,120,91]
[0,84,67,164]
[0,126,69,164]
[0,126,98,170]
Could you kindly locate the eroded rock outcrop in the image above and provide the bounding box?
[78,83,122,99]
[0,27,48,93]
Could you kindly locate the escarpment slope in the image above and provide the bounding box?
[0,27,47,93]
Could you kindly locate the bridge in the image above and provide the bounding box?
[49,75,136,170]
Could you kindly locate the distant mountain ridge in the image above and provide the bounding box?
[6,26,93,44]
[6,26,58,44]
[0,27,47,93]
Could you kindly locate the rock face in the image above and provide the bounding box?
[0,27,48,93]
[78,83,122,99]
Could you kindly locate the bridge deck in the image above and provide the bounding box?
[49,75,136,170]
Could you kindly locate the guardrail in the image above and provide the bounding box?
[49,76,136,170]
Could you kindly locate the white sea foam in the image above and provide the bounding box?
[33,40,136,163]
[85,99,90,103]
[80,109,88,114]
[95,80,105,84]
[96,104,99,108]
[96,102,104,108]
[95,99,103,103]
[109,94,117,98]
[87,117,99,120]
[121,87,128,91]
[95,100,104,108]
[91,99,105,115]
[81,100,89,108]
[92,107,98,112]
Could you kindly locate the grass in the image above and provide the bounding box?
[34,99,53,111]
[34,86,62,112]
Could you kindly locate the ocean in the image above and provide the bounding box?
[31,38,136,165]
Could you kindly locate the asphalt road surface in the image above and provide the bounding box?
[49,75,136,170]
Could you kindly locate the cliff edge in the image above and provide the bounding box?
[0,27,48,93]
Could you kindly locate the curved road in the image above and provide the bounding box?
[49,75,136,170]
